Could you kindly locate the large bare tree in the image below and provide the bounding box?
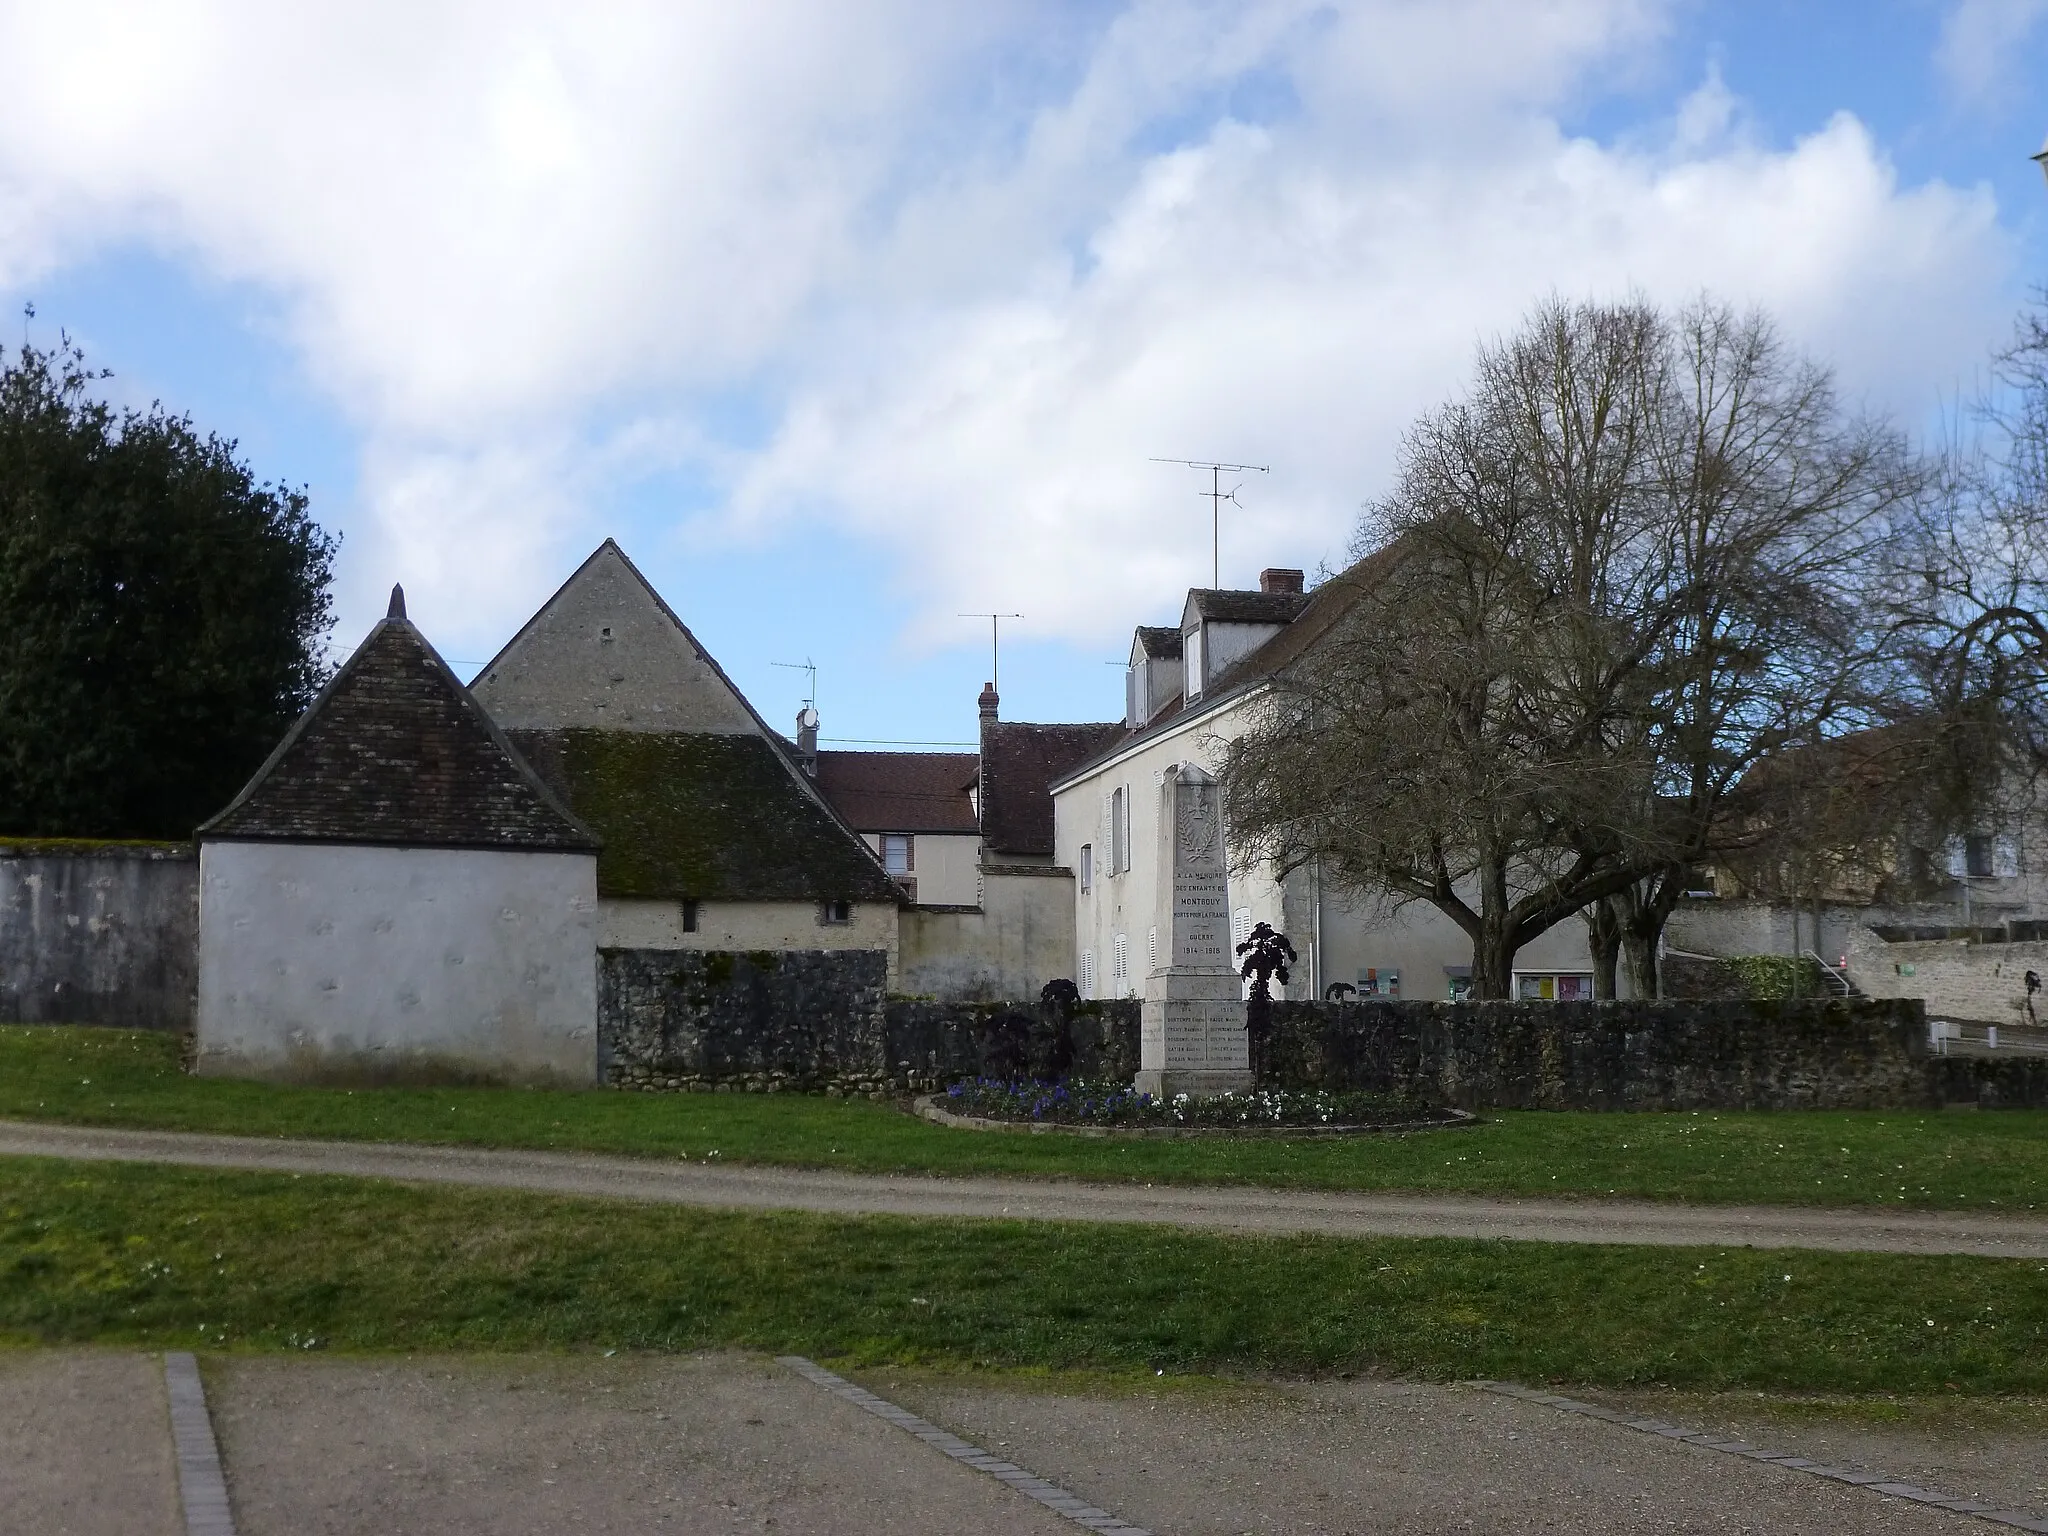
[1220,296,1917,997]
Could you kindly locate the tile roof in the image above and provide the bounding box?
[980,720,1125,857]
[1134,625,1183,659]
[1050,539,1414,791]
[507,728,903,903]
[1184,588,1313,626]
[201,614,597,851]
[814,751,980,834]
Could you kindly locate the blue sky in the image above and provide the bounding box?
[2,0,2045,749]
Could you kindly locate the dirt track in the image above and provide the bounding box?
[3,1117,2045,1257]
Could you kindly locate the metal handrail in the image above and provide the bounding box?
[1801,950,1855,997]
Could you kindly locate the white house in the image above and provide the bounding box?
[1052,563,1600,1003]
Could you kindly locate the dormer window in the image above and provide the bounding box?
[1184,625,1205,701]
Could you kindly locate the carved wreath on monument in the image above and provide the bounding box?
[1178,783,1219,858]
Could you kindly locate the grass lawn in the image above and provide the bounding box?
[5,1025,2046,1211]
[3,1155,2044,1392]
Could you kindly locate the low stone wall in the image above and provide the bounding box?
[0,842,198,1030]
[591,956,2027,1111]
[598,945,1138,1094]
[1261,997,1937,1111]
[599,947,890,1092]
[1927,1056,2048,1109]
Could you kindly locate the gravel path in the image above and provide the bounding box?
[4,1117,2045,1257]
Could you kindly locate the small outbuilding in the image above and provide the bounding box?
[195,588,602,1085]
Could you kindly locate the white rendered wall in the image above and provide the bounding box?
[597,898,898,987]
[898,869,1076,1001]
[858,832,981,907]
[197,842,598,1085]
[1054,691,1595,1001]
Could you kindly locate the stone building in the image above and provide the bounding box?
[811,746,982,908]
[470,540,905,977]
[802,683,1120,1001]
[195,589,601,1084]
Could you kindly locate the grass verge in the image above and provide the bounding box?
[3,1154,2046,1392]
[6,1026,2047,1210]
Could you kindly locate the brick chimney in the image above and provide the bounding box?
[1260,568,1304,595]
[978,681,1000,721]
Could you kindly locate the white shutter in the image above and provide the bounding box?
[1147,925,1158,973]
[1113,933,1128,988]
[1080,949,1095,999]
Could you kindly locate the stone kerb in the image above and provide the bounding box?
[1136,762,1248,1098]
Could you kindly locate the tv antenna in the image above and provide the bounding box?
[1152,458,1268,587]
[771,658,817,711]
[959,613,1022,692]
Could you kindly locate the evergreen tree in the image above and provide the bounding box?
[0,333,337,838]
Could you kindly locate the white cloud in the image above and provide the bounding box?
[1936,0,2048,106]
[0,0,2021,659]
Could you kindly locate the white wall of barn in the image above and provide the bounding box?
[196,841,599,1085]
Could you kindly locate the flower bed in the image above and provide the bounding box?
[937,1076,1452,1131]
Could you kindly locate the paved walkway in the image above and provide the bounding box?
[8,1349,2042,1533]
[4,1117,2047,1256]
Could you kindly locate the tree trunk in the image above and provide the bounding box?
[1615,868,1682,1001]
[1468,857,1516,998]
[1621,930,1659,1000]
[1584,898,1621,1000]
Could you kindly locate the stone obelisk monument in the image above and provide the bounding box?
[1135,762,1249,1098]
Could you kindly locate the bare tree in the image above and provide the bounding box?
[1221,296,1918,997]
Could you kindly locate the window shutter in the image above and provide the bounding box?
[1147,926,1158,973]
[1080,949,1095,999]
[1113,933,1128,988]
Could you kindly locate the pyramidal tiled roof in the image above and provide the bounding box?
[201,592,598,851]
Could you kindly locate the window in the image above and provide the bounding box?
[1079,949,1096,999]
[881,834,914,875]
[1110,787,1128,875]
[1125,664,1141,726]
[1514,972,1594,1001]
[820,900,853,925]
[1357,967,1400,999]
[1184,625,1205,700]
[1079,843,1093,893]
[1966,833,1995,879]
[1113,933,1128,989]
[681,900,700,934]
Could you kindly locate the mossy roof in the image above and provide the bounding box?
[506,727,902,903]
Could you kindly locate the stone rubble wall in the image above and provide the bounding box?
[0,845,198,1031]
[597,945,1139,1095]
[599,968,2048,1110]
[1262,996,1951,1110]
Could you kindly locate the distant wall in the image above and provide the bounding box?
[1261,997,1940,1110]
[1845,926,2048,1026]
[0,843,198,1030]
[898,866,1074,1002]
[196,841,599,1086]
